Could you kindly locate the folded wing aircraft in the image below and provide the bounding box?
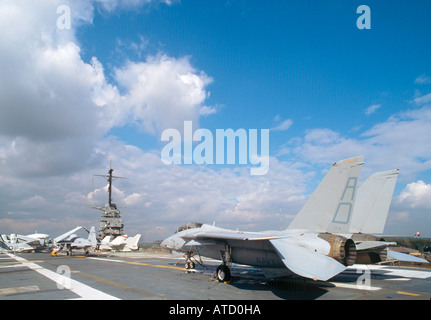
[0,233,49,253]
[161,156,364,282]
[53,226,98,256]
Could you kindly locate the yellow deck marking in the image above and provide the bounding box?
[0,286,40,296]
[87,256,185,271]
[396,291,421,297]
[118,260,184,270]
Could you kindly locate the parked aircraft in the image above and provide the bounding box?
[52,226,97,256]
[162,156,429,282]
[162,156,365,282]
[0,232,52,253]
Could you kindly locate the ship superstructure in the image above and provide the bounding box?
[93,168,126,241]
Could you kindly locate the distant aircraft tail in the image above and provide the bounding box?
[125,234,141,251]
[111,236,125,246]
[288,156,364,233]
[0,239,11,252]
[349,169,399,234]
[88,226,97,246]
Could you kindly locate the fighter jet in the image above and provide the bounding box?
[162,156,430,281]
[162,156,364,282]
[52,226,98,256]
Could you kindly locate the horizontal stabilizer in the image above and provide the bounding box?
[270,239,346,281]
[387,250,429,264]
[355,241,397,251]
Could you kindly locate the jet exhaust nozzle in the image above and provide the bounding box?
[319,233,357,266]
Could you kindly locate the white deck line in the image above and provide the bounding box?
[6,253,119,300]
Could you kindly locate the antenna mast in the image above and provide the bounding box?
[94,166,126,208]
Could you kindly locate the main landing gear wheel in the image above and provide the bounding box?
[216,265,231,283]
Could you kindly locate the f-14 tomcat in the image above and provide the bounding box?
[161,156,427,283]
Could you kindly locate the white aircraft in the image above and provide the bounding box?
[99,234,141,252]
[162,156,365,282]
[162,156,429,282]
[53,226,98,256]
[0,232,53,253]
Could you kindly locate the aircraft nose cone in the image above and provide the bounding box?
[160,237,172,249]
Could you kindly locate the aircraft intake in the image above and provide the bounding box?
[318,234,357,266]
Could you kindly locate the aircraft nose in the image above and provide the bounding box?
[160,237,173,249]
[161,234,185,250]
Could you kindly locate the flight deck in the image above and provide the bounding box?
[1,250,430,301]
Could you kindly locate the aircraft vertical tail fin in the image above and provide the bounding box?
[88,226,97,246]
[126,234,141,251]
[349,169,399,234]
[288,156,364,233]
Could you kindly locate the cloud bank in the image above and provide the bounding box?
[1,0,430,240]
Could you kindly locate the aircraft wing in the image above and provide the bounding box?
[16,235,42,246]
[181,230,347,280]
[54,226,83,244]
[269,239,346,281]
[183,230,284,242]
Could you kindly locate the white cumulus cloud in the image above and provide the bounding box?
[397,180,431,209]
[114,55,213,135]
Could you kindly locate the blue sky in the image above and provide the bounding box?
[80,1,431,149]
[1,0,431,240]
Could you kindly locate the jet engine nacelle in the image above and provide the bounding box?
[319,233,357,266]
